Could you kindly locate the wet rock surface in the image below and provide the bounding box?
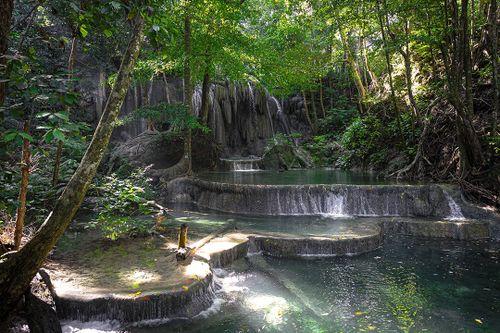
[164,178,460,218]
[50,212,492,323]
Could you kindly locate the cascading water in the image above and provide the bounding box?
[167,178,457,218]
[221,158,261,172]
[443,191,466,221]
[248,82,256,113]
[192,86,202,116]
[264,89,275,135]
[323,193,348,217]
[271,96,291,135]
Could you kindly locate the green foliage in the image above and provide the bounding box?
[116,102,210,134]
[334,113,420,169]
[89,215,153,241]
[88,168,155,240]
[317,108,358,136]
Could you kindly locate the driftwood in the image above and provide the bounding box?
[176,223,236,262]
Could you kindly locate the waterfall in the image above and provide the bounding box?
[248,82,256,113]
[443,191,466,221]
[168,179,457,218]
[221,158,261,172]
[233,161,257,171]
[271,96,291,135]
[264,90,275,135]
[323,193,348,217]
[192,86,202,116]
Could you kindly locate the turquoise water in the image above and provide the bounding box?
[196,169,415,185]
[130,237,500,333]
[167,205,376,238]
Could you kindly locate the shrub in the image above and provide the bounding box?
[88,167,156,240]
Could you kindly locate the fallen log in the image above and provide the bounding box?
[175,223,236,262]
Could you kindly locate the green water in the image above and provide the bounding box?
[131,237,500,332]
[196,169,415,185]
[167,205,376,238]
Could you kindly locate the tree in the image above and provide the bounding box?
[0,11,145,324]
[440,0,483,175]
[0,0,14,107]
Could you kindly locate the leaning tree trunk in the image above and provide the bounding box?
[0,16,145,324]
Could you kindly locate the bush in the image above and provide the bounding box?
[317,108,358,136]
[88,167,156,240]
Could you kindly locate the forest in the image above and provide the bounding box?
[0,0,498,332]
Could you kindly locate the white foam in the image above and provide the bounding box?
[61,320,122,333]
[443,191,466,221]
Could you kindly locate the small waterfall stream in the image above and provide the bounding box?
[271,96,291,135]
[443,191,466,221]
[221,158,261,172]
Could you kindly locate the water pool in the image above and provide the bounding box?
[117,238,499,333]
[196,169,416,185]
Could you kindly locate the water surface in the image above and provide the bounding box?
[129,237,499,333]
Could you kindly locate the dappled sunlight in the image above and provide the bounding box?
[182,260,210,279]
[123,270,161,286]
[245,294,290,326]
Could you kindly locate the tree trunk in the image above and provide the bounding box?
[338,27,366,114]
[361,36,377,88]
[52,35,78,187]
[319,81,326,117]
[201,69,210,124]
[377,0,403,135]
[401,20,418,119]
[0,16,145,324]
[183,9,193,175]
[489,0,498,145]
[145,78,156,131]
[14,121,31,250]
[310,90,318,124]
[442,0,483,175]
[462,0,474,115]
[0,0,14,107]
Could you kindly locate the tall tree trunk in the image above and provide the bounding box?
[402,20,418,119]
[442,0,483,175]
[14,121,31,250]
[377,0,403,135]
[338,27,367,114]
[201,69,210,124]
[310,90,318,124]
[0,0,14,107]
[146,78,156,131]
[361,36,377,88]
[319,80,326,117]
[183,9,193,175]
[0,16,145,324]
[489,0,498,145]
[52,35,78,187]
[462,0,474,115]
